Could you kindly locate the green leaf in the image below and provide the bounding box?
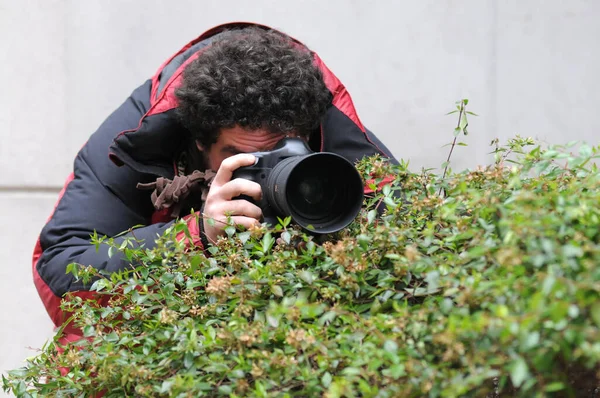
[255,380,268,396]
[459,113,468,130]
[562,244,583,258]
[237,231,251,244]
[579,143,592,157]
[271,285,284,297]
[159,380,174,394]
[383,340,398,354]
[322,372,332,387]
[545,382,565,392]
[341,367,362,376]
[383,197,397,208]
[367,209,377,224]
[542,149,559,159]
[509,357,529,387]
[382,184,391,197]
[266,312,280,327]
[184,352,195,369]
[522,332,540,349]
[298,270,315,285]
[568,305,579,318]
[105,331,119,343]
[218,385,233,395]
[83,325,95,337]
[542,273,556,295]
[261,232,275,253]
[66,263,76,277]
[495,304,509,318]
[318,311,337,326]
[591,303,600,328]
[224,225,236,237]
[277,216,292,228]
[381,364,406,379]
[281,231,291,244]
[208,326,217,341]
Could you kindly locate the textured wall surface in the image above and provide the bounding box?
[1,1,598,394]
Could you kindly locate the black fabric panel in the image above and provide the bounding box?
[365,128,398,165]
[37,80,173,297]
[110,109,185,178]
[321,106,399,164]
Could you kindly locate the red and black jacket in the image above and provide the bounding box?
[33,22,397,331]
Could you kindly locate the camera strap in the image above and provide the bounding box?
[136,169,216,218]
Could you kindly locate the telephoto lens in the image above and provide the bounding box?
[265,152,364,234]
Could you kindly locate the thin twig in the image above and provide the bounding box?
[438,101,466,197]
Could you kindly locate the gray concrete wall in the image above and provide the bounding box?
[1,0,598,395]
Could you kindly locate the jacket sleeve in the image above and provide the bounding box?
[33,80,178,328]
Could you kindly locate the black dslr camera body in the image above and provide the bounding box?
[231,138,364,234]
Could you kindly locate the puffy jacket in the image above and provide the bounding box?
[32,22,398,332]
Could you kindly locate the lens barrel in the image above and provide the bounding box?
[264,153,363,234]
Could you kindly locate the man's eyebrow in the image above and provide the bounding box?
[221,145,244,155]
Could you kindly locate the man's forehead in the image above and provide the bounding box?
[217,127,293,153]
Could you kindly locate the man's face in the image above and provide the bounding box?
[198,126,299,171]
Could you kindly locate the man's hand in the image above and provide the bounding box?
[202,154,263,244]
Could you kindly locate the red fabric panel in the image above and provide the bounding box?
[32,239,63,327]
[150,43,194,104]
[32,172,110,331]
[176,212,204,249]
[312,53,366,132]
[151,208,173,224]
[147,51,202,117]
[32,172,75,327]
[363,175,396,194]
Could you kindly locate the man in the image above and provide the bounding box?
[33,23,397,336]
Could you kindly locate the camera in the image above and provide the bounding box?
[231,138,364,234]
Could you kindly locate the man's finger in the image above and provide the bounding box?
[220,199,263,220]
[219,178,262,201]
[211,154,256,188]
[229,216,262,230]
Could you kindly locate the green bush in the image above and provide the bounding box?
[4,106,600,397]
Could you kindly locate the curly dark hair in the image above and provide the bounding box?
[175,27,333,148]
